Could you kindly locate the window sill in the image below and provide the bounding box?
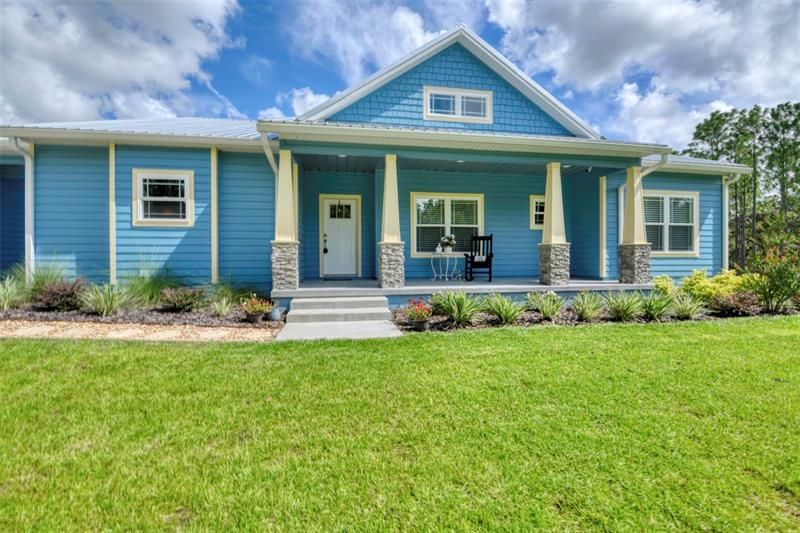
[650,251,700,258]
[132,219,195,229]
[422,112,493,124]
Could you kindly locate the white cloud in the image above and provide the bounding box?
[239,55,273,88]
[258,106,285,120]
[285,0,445,85]
[277,87,331,116]
[0,0,242,123]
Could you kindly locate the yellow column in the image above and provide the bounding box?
[109,143,117,284]
[275,149,296,242]
[381,154,402,243]
[292,161,299,240]
[622,166,647,244]
[542,162,566,244]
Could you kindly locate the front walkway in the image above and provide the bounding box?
[0,319,277,343]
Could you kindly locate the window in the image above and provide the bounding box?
[529,195,546,229]
[643,191,699,255]
[132,169,194,227]
[411,192,483,256]
[423,86,493,124]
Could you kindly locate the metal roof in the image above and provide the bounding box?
[643,154,751,175]
[2,117,261,140]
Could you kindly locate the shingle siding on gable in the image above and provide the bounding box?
[330,44,573,136]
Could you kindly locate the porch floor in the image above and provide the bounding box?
[272,277,652,299]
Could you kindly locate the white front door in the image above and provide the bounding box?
[322,197,359,277]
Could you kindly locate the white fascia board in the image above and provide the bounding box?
[0,127,262,152]
[647,161,751,175]
[259,122,670,158]
[299,26,600,139]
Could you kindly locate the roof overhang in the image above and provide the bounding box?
[258,121,671,159]
[0,127,262,152]
[645,158,751,176]
[298,26,600,139]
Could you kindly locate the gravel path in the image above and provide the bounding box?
[0,319,278,343]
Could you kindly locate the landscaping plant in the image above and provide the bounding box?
[641,291,674,321]
[437,291,482,326]
[746,254,800,313]
[0,276,26,310]
[6,263,65,299]
[680,269,750,303]
[160,287,205,312]
[429,292,447,315]
[405,300,432,322]
[125,267,179,306]
[672,293,707,320]
[709,291,761,317]
[32,279,86,311]
[604,291,644,321]
[209,298,234,318]
[570,291,605,322]
[527,291,565,321]
[241,294,274,315]
[652,275,676,296]
[80,284,137,317]
[482,293,525,325]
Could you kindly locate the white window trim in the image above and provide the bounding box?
[618,187,700,257]
[529,194,546,230]
[132,168,195,228]
[423,86,493,124]
[410,192,484,258]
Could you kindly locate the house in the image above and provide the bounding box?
[0,26,748,306]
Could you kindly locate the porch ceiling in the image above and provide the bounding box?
[297,152,619,178]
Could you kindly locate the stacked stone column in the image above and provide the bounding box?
[539,242,570,285]
[379,242,405,288]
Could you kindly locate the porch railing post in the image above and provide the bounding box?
[379,154,405,288]
[539,161,570,285]
[271,148,299,290]
[618,165,651,284]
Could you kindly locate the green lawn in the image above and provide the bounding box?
[1,317,799,530]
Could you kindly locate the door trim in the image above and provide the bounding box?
[319,194,362,278]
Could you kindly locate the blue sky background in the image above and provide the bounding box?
[1,0,798,149]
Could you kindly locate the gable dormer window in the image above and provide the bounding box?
[423,86,493,124]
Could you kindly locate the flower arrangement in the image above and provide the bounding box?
[405,299,432,322]
[439,234,456,249]
[241,294,274,315]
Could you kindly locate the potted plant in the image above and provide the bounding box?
[241,294,273,323]
[405,299,432,331]
[440,234,456,253]
[267,298,282,321]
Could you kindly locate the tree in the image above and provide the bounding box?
[764,102,800,254]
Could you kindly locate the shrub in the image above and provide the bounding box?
[746,254,800,313]
[528,291,565,321]
[642,291,673,321]
[680,269,749,303]
[207,280,251,304]
[571,291,604,322]
[482,294,525,325]
[604,291,643,321]
[437,291,482,326]
[652,275,676,296]
[160,287,205,312]
[672,293,706,320]
[240,294,274,315]
[125,267,179,307]
[0,276,26,310]
[405,300,432,321]
[209,298,234,318]
[80,284,137,316]
[430,292,447,315]
[709,291,761,317]
[5,263,65,300]
[32,279,86,311]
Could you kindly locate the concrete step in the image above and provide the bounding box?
[276,320,402,341]
[286,306,392,323]
[290,296,388,310]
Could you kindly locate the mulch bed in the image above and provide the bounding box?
[1,306,284,329]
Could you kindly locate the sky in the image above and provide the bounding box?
[1,0,798,150]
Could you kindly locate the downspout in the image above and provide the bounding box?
[640,153,668,178]
[260,133,279,177]
[10,137,34,283]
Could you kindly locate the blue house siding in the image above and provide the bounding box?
[380,169,547,279]
[605,172,723,279]
[0,164,25,272]
[34,145,109,281]
[331,43,573,137]
[115,146,211,284]
[301,171,376,279]
[569,175,600,278]
[218,152,274,291]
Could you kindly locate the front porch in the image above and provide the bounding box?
[263,126,668,298]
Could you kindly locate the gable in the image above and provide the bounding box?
[329,43,574,137]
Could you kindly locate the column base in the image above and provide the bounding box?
[539,242,570,285]
[271,241,299,290]
[379,241,405,288]
[618,243,651,284]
